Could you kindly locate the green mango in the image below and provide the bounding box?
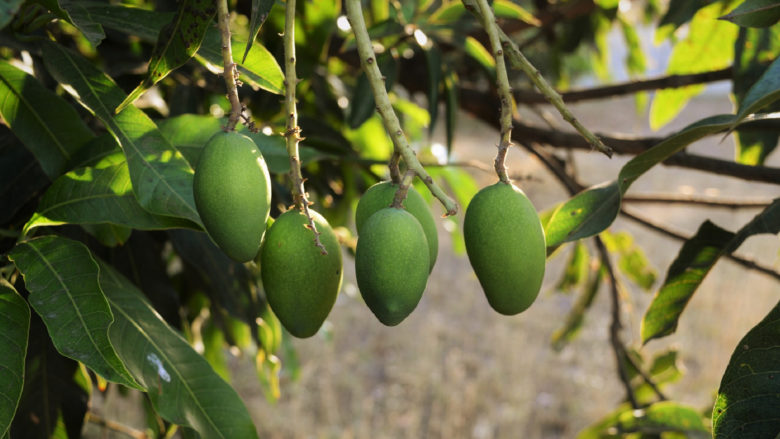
[463,182,546,315]
[193,131,271,262]
[355,181,438,271]
[356,208,429,326]
[260,209,342,338]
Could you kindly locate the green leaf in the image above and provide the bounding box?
[544,114,739,249]
[734,55,780,124]
[642,199,780,344]
[551,263,603,351]
[0,281,29,438]
[555,241,590,293]
[721,0,780,27]
[243,0,275,63]
[443,69,458,155]
[8,236,139,389]
[98,260,259,438]
[713,299,780,438]
[577,403,633,439]
[424,46,442,136]
[601,231,657,291]
[0,0,24,29]
[619,15,647,76]
[117,0,216,112]
[58,0,106,46]
[201,318,230,382]
[348,53,397,129]
[0,129,49,224]
[656,0,709,42]
[41,43,202,225]
[0,61,93,178]
[579,402,708,438]
[650,2,738,129]
[464,36,496,77]
[79,3,284,95]
[82,223,133,247]
[23,156,197,234]
[493,0,541,25]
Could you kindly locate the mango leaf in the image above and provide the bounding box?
[656,0,709,42]
[41,42,202,225]
[424,46,442,136]
[650,3,737,129]
[601,231,657,291]
[201,318,230,382]
[58,0,105,46]
[551,264,603,351]
[23,155,197,234]
[544,114,739,248]
[428,0,539,25]
[713,299,780,438]
[98,260,259,438]
[0,0,24,29]
[443,69,458,155]
[243,0,274,63]
[82,223,133,247]
[8,236,139,389]
[348,53,397,129]
[0,281,29,438]
[0,61,93,178]
[555,241,590,293]
[116,0,216,112]
[734,55,780,125]
[642,198,780,344]
[720,0,780,27]
[79,3,283,94]
[464,36,495,77]
[0,129,49,224]
[578,402,708,438]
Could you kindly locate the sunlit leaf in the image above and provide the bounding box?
[41,42,202,225]
[464,36,496,77]
[551,263,602,351]
[424,46,442,136]
[117,0,216,112]
[243,0,274,63]
[642,199,780,344]
[9,236,139,388]
[58,0,106,46]
[720,0,780,27]
[734,55,780,125]
[713,299,780,438]
[0,281,29,438]
[0,61,93,178]
[601,231,657,291]
[98,260,259,438]
[555,241,590,293]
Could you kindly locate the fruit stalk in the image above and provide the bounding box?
[216,0,242,131]
[344,0,458,216]
[474,0,513,183]
[461,0,613,158]
[390,171,415,209]
[283,0,327,255]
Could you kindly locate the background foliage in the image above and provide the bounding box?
[0,0,779,437]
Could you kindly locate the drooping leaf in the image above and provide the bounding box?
[601,231,657,291]
[0,61,93,178]
[443,69,458,155]
[656,0,709,42]
[428,0,539,25]
[551,263,603,351]
[720,0,780,27]
[0,281,30,438]
[9,236,139,389]
[78,3,284,94]
[713,299,780,438]
[734,55,780,125]
[98,260,259,438]
[243,0,275,63]
[23,156,197,234]
[116,0,216,112]
[642,199,780,344]
[58,0,106,46]
[41,42,202,225]
[348,53,398,129]
[544,114,740,249]
[0,129,49,224]
[619,15,647,76]
[201,318,230,382]
[463,36,496,77]
[650,2,738,129]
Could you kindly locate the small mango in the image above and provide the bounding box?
[260,209,342,338]
[355,181,438,271]
[463,182,546,315]
[193,131,271,262]
[355,208,429,326]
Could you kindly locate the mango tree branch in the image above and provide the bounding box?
[283,0,327,254]
[217,0,242,131]
[462,0,613,158]
[472,0,513,183]
[344,0,458,216]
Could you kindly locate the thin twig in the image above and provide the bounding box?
[283,0,327,254]
[462,0,613,158]
[514,67,733,104]
[345,0,458,216]
[595,236,639,409]
[86,412,148,439]
[216,0,242,131]
[622,350,669,402]
[622,193,772,209]
[391,170,415,209]
[472,0,513,183]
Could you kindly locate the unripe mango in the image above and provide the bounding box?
[356,208,429,326]
[260,209,342,338]
[193,131,271,262]
[355,181,438,271]
[463,182,546,315]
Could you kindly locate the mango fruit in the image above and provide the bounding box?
[193,131,271,262]
[355,208,429,326]
[463,182,546,315]
[355,181,438,271]
[260,209,342,338]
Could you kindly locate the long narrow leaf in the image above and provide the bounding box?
[243,0,275,63]
[0,281,29,437]
[0,61,93,178]
[40,42,202,225]
[98,260,259,438]
[8,236,139,389]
